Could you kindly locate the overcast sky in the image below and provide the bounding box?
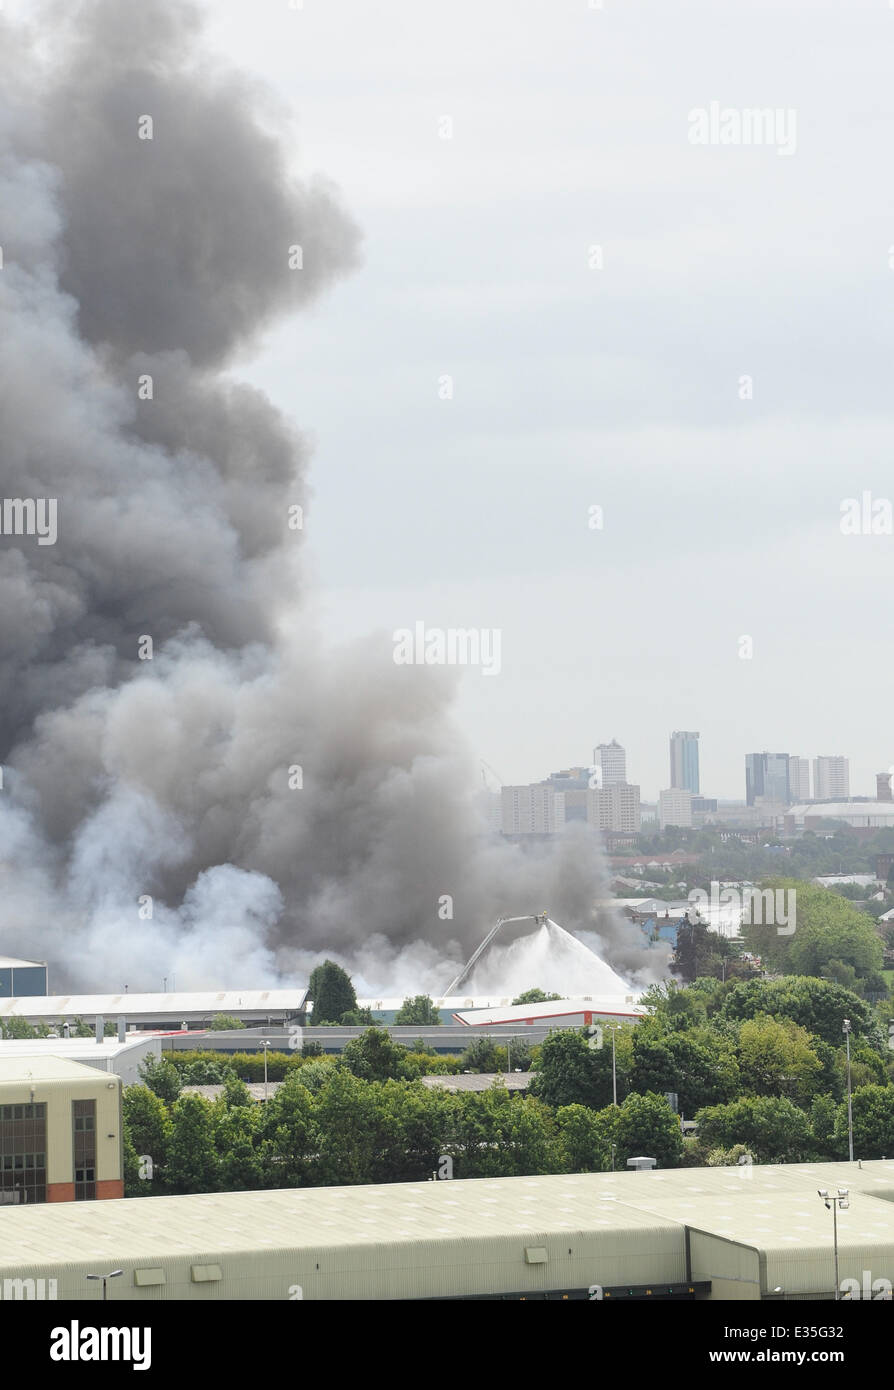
[62,0,894,800]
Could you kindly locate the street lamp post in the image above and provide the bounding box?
[262,1040,270,1102]
[843,1019,854,1162]
[818,1189,849,1300]
[611,1027,618,1107]
[86,1270,123,1301]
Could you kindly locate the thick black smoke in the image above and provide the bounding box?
[0,0,664,994]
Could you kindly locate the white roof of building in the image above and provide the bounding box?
[791,802,894,817]
[453,997,645,1026]
[0,1036,154,1060]
[0,956,46,968]
[0,1055,118,1083]
[0,989,306,1019]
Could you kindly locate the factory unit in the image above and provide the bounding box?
[160,1022,607,1057]
[0,956,48,997]
[0,988,307,1031]
[0,1057,123,1205]
[2,1162,894,1298]
[0,1035,161,1088]
[450,998,645,1027]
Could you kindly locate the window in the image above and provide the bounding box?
[0,1102,46,1204]
[73,1100,96,1200]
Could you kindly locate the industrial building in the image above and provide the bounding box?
[0,1035,160,1088]
[0,1057,123,1205]
[0,988,307,1031]
[0,956,48,997]
[450,997,644,1027]
[1,1161,894,1298]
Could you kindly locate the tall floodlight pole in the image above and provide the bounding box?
[843,1019,854,1162]
[818,1189,849,1299]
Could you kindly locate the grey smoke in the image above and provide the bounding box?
[0,0,664,994]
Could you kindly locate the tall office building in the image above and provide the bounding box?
[877,772,893,803]
[669,731,700,794]
[813,756,850,802]
[745,752,790,806]
[789,756,810,803]
[592,740,626,787]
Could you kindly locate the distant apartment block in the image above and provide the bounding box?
[813,756,850,802]
[658,788,692,830]
[745,752,790,807]
[546,768,590,823]
[587,782,641,833]
[788,757,810,803]
[501,785,565,835]
[592,740,627,787]
[669,732,700,794]
[878,773,893,803]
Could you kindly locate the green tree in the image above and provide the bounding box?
[122,1120,142,1196]
[809,1094,841,1161]
[221,1073,253,1107]
[312,1069,388,1185]
[632,1026,740,1114]
[208,1014,245,1031]
[394,995,442,1026]
[695,1096,810,1163]
[301,1040,324,1058]
[511,989,562,1005]
[459,1036,501,1073]
[529,1028,631,1110]
[258,1073,317,1186]
[181,1057,230,1085]
[736,1014,823,1105]
[719,977,875,1047]
[845,1085,894,1159]
[165,1093,219,1193]
[122,1085,171,1192]
[213,1100,263,1191]
[138,1053,181,1103]
[0,1017,37,1039]
[555,1104,603,1172]
[341,1027,411,1083]
[745,880,884,982]
[612,1091,684,1169]
[308,960,358,1024]
[339,1007,376,1025]
[445,1088,558,1178]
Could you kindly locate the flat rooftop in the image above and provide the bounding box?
[1,1162,894,1263]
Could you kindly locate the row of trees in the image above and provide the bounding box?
[123,1063,684,1197]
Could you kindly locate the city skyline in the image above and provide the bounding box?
[502,737,877,806]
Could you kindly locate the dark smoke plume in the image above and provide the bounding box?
[0,0,665,994]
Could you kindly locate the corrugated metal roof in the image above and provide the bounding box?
[0,1173,682,1266]
[0,1037,152,1060]
[420,1072,532,1092]
[0,1055,118,1082]
[1,1163,893,1265]
[0,989,306,1018]
[4,1163,894,1299]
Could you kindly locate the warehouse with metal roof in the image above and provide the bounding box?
[0,989,306,1030]
[1,1161,894,1300]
